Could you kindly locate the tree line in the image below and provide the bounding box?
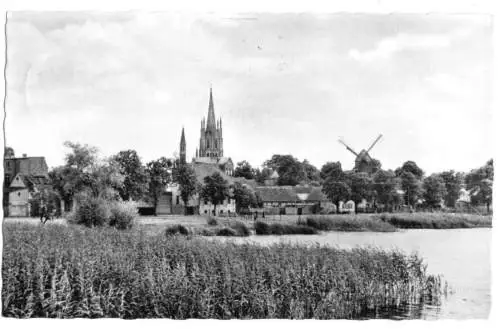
[232,155,493,213]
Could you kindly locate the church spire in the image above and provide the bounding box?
[180,127,186,164]
[206,87,216,130]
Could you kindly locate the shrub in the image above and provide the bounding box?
[67,195,111,228]
[108,201,138,230]
[229,221,251,236]
[306,215,396,232]
[255,221,318,235]
[165,224,190,236]
[207,216,219,226]
[216,227,238,236]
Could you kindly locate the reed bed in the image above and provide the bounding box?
[375,213,492,229]
[306,215,397,232]
[2,222,446,319]
[255,221,318,235]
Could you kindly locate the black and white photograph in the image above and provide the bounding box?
[1,0,496,322]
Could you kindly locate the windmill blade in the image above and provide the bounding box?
[367,134,383,153]
[338,139,358,157]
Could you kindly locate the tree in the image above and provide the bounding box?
[399,171,423,207]
[49,141,124,210]
[255,167,273,185]
[302,160,321,183]
[423,174,447,209]
[4,146,14,158]
[200,172,229,215]
[112,150,149,201]
[395,161,424,180]
[63,141,98,171]
[176,164,199,215]
[466,159,494,213]
[320,162,343,182]
[438,170,464,207]
[146,157,171,215]
[234,160,255,180]
[322,179,351,214]
[232,182,258,213]
[345,171,373,212]
[372,169,401,212]
[264,154,305,186]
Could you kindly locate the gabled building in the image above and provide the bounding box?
[3,154,51,217]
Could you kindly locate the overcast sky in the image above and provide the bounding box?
[5,12,493,174]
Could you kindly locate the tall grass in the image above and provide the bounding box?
[376,213,492,229]
[255,221,318,235]
[2,223,445,319]
[306,215,397,232]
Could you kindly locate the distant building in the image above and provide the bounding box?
[255,185,332,215]
[3,155,51,217]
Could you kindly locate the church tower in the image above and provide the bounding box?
[180,127,186,164]
[198,88,223,159]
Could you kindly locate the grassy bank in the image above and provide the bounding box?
[2,223,445,319]
[305,215,397,232]
[375,213,492,229]
[304,213,492,232]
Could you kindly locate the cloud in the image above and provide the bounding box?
[348,33,451,62]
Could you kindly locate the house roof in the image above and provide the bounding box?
[255,186,299,202]
[255,185,328,203]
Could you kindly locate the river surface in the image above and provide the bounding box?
[216,228,491,320]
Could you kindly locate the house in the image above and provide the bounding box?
[255,185,334,215]
[3,155,51,217]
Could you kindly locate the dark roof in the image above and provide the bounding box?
[306,187,328,202]
[255,186,299,202]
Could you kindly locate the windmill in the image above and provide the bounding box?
[338,134,383,174]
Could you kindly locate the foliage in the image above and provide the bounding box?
[49,142,125,208]
[398,171,423,207]
[4,146,15,158]
[254,221,318,235]
[232,182,258,213]
[112,150,149,201]
[465,159,494,213]
[2,223,447,319]
[229,221,251,237]
[216,227,238,236]
[322,179,351,214]
[301,159,321,183]
[372,170,401,211]
[264,154,306,186]
[320,162,344,182]
[437,170,464,208]
[234,160,255,180]
[108,201,138,230]
[175,164,199,214]
[345,171,373,211]
[164,224,190,236]
[67,194,111,228]
[377,213,492,229]
[422,175,447,208]
[146,157,172,215]
[254,167,273,185]
[200,172,229,213]
[395,161,424,180]
[305,215,396,232]
[206,216,219,226]
[29,189,61,217]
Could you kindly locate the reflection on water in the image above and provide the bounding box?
[216,228,491,320]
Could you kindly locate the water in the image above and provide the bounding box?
[217,228,491,320]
